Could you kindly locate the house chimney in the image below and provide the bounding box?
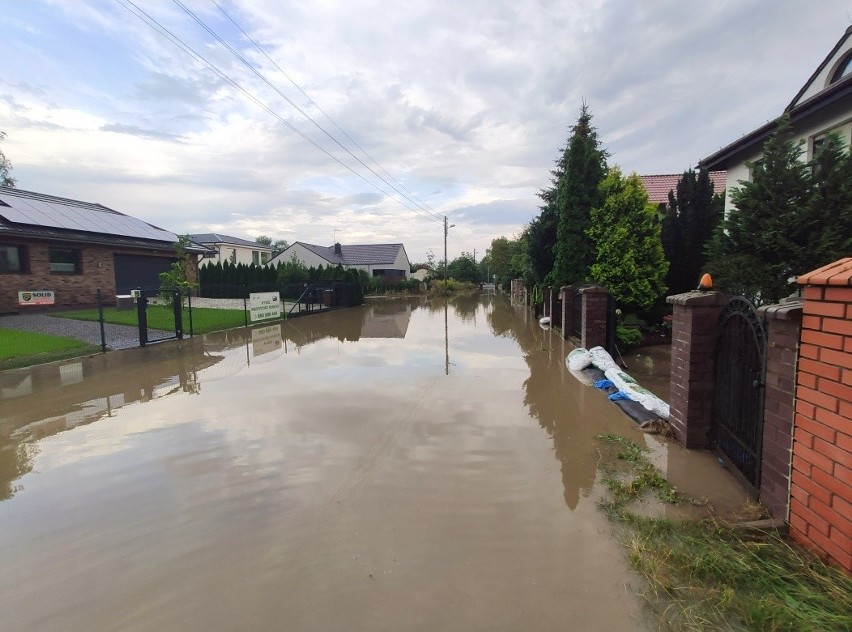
[334,242,342,256]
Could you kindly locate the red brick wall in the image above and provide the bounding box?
[789,259,852,572]
[0,237,190,314]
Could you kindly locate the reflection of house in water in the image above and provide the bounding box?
[0,339,222,500]
[360,302,411,338]
[278,300,414,350]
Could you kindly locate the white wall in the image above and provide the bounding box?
[200,243,272,266]
[794,37,852,105]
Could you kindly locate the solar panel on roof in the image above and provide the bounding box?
[0,191,177,242]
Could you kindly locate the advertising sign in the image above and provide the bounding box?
[18,291,55,306]
[252,324,283,357]
[249,291,282,322]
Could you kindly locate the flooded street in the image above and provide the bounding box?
[0,296,747,631]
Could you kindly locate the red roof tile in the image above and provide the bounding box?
[639,172,727,205]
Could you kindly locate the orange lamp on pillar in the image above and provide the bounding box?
[697,273,713,291]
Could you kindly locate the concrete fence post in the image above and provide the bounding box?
[559,286,571,340]
[579,286,609,350]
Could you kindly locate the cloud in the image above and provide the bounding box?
[0,0,850,264]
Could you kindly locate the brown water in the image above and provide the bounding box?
[0,296,748,631]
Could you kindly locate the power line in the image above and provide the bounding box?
[117,0,442,229]
[210,0,445,225]
[172,0,444,227]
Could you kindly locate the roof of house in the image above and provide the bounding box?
[283,241,406,266]
[639,172,727,205]
[701,28,852,170]
[189,233,272,250]
[0,186,207,252]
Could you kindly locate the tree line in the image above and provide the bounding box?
[480,105,851,314]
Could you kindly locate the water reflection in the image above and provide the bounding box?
[0,340,222,500]
[0,295,658,631]
[0,300,421,500]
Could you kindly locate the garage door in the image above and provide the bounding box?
[114,254,175,294]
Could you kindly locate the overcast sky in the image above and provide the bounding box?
[1,1,849,263]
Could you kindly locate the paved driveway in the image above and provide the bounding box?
[1,314,144,350]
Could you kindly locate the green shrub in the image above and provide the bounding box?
[616,324,643,349]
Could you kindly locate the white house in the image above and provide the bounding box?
[270,242,411,280]
[701,26,852,211]
[190,233,274,266]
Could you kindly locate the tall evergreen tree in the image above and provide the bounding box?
[587,167,668,311]
[807,132,852,266]
[707,116,813,304]
[661,168,723,294]
[551,104,608,286]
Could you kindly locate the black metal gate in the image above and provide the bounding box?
[710,297,767,491]
[135,288,185,346]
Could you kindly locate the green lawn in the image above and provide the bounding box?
[0,328,100,370]
[54,305,249,335]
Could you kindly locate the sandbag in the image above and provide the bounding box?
[566,348,592,371]
[604,367,670,419]
[588,346,619,372]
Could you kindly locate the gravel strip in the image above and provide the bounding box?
[1,314,152,350]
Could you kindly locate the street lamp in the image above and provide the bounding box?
[443,216,455,280]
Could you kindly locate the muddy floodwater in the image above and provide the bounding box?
[0,296,748,631]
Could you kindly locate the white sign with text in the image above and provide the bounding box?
[249,292,282,322]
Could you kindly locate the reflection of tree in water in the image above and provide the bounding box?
[449,294,480,322]
[487,298,599,510]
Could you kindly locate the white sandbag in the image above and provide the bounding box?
[604,367,638,390]
[589,346,618,372]
[566,348,592,371]
[605,367,670,418]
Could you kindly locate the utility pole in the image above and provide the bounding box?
[443,216,455,280]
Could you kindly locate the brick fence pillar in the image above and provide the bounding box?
[789,258,852,572]
[580,286,609,349]
[666,291,729,448]
[757,300,802,520]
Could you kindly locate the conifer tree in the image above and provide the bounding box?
[587,167,667,311]
[661,168,723,294]
[551,104,608,286]
[707,116,812,304]
[807,132,852,265]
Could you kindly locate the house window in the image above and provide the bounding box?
[229,249,236,263]
[0,245,28,273]
[261,252,269,265]
[252,251,260,265]
[49,247,82,274]
[830,53,852,84]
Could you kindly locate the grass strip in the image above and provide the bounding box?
[54,306,247,334]
[0,328,100,370]
[596,433,852,631]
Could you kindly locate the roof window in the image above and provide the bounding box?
[830,52,852,84]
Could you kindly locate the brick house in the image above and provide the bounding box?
[0,187,207,314]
